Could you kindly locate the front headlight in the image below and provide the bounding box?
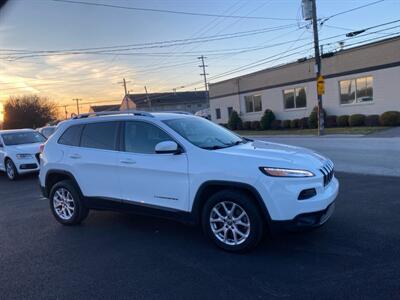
[16,153,33,160]
[260,167,315,177]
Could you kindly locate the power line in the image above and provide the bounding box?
[51,0,297,21]
[1,25,299,61]
[2,21,399,94]
[320,0,386,24]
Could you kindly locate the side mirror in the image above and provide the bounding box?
[155,141,180,154]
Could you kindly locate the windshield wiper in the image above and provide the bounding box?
[202,145,229,150]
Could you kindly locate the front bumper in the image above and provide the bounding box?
[256,174,339,221]
[272,201,335,231]
[15,159,40,174]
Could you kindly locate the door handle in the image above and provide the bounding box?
[120,159,136,165]
[69,153,81,159]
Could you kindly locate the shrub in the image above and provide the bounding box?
[218,123,228,128]
[250,121,261,130]
[290,119,300,129]
[326,115,337,128]
[336,115,349,127]
[299,117,309,129]
[227,110,242,130]
[365,115,381,127]
[308,106,326,129]
[349,114,366,127]
[380,111,400,126]
[271,120,282,130]
[243,121,252,130]
[260,109,275,130]
[282,120,291,129]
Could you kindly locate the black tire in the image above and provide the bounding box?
[5,158,18,181]
[49,180,89,225]
[202,189,264,253]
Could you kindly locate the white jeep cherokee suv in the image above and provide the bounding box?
[0,129,46,180]
[39,111,338,252]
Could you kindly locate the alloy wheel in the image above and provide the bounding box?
[53,188,75,220]
[209,201,251,246]
[6,161,15,180]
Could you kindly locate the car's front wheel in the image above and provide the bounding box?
[202,190,264,253]
[5,159,18,181]
[49,180,89,225]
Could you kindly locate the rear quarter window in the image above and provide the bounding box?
[80,122,119,151]
[58,125,83,146]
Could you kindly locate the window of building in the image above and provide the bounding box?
[215,108,221,119]
[283,87,307,109]
[227,107,233,117]
[339,76,373,104]
[80,122,119,151]
[124,121,172,154]
[244,95,262,113]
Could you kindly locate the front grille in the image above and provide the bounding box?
[320,161,334,186]
[35,153,41,164]
[20,163,38,170]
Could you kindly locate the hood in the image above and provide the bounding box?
[217,140,329,169]
[8,143,42,154]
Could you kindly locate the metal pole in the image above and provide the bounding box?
[73,98,81,115]
[144,86,151,111]
[198,55,210,106]
[311,0,324,136]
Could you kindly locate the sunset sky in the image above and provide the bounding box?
[0,0,399,117]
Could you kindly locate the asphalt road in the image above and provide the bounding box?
[1,173,400,299]
[251,136,400,177]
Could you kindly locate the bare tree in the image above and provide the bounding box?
[3,95,58,129]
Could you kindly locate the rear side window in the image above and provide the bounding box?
[81,122,119,151]
[58,125,83,146]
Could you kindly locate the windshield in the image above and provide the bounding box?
[41,127,56,139]
[163,117,246,150]
[2,131,46,146]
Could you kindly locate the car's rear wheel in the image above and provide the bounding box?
[50,180,89,225]
[5,159,18,181]
[202,190,264,253]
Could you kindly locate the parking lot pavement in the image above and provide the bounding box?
[1,173,400,299]
[250,136,400,177]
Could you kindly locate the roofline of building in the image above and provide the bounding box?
[210,60,400,100]
[209,35,400,87]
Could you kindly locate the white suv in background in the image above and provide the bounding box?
[39,111,339,252]
[0,129,46,180]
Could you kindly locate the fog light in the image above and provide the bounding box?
[298,188,317,200]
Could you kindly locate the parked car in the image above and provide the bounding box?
[37,125,57,139]
[39,111,338,252]
[195,108,211,120]
[0,129,46,180]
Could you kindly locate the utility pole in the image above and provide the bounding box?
[73,98,81,115]
[303,0,324,135]
[63,105,68,120]
[144,86,151,111]
[118,78,131,110]
[198,55,210,106]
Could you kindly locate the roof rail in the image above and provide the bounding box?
[159,111,193,115]
[72,110,154,119]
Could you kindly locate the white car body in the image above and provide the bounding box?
[39,112,339,251]
[0,129,44,178]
